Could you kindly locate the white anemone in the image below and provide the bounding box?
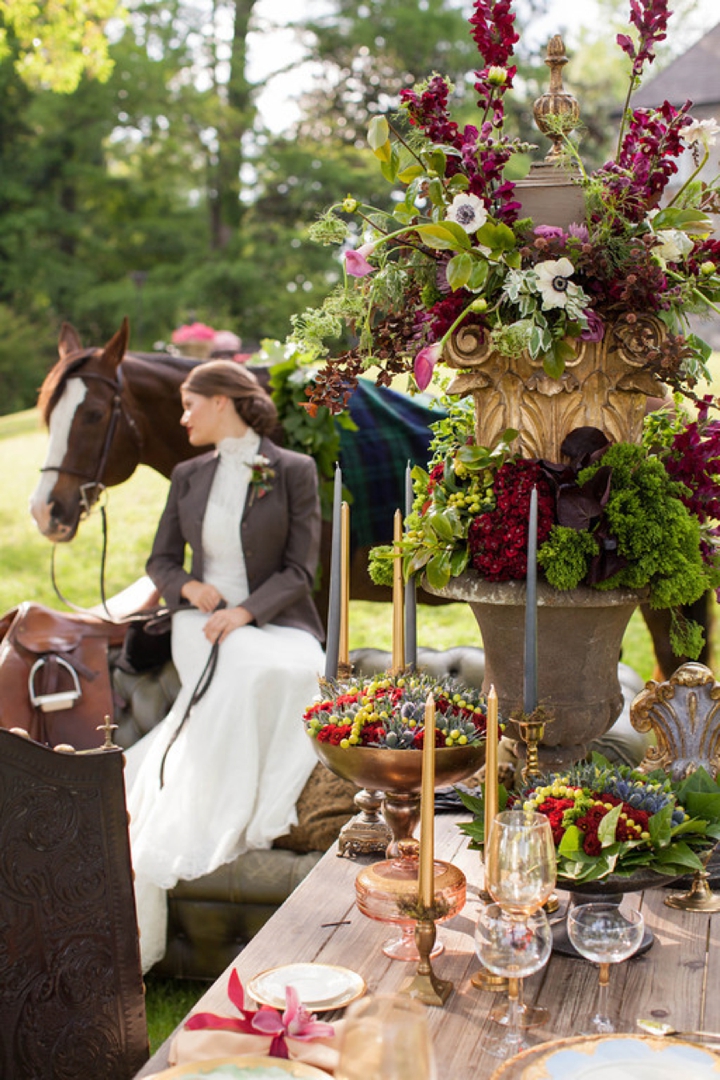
[534,258,578,310]
[445,193,488,234]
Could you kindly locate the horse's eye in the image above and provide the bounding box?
[82,409,104,425]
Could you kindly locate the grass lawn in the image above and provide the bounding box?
[0,403,716,1053]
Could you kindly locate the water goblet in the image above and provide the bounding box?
[483,809,556,1028]
[474,902,553,1058]
[566,902,645,1034]
[334,993,436,1080]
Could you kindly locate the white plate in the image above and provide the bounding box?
[247,963,366,1012]
[490,1034,720,1079]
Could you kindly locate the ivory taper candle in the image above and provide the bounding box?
[324,463,342,680]
[484,685,499,851]
[404,462,417,670]
[391,508,405,673]
[523,486,538,713]
[339,500,350,669]
[419,692,436,908]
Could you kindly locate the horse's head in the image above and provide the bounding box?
[30,318,143,542]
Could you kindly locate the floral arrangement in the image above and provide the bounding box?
[368,404,720,656]
[170,321,217,345]
[458,753,720,884]
[303,671,488,749]
[292,0,720,412]
[185,969,334,1059]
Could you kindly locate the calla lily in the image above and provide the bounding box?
[414,342,443,391]
[345,245,376,277]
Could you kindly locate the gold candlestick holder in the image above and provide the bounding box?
[400,916,453,1006]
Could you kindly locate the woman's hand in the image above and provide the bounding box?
[181,580,224,612]
[204,605,253,643]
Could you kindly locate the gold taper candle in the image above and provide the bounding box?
[484,685,499,852]
[391,508,405,673]
[419,692,436,908]
[339,501,350,668]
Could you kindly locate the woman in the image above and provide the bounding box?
[124,361,325,972]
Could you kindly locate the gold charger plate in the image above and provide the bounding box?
[151,1055,332,1079]
[247,963,365,1012]
[490,1034,720,1079]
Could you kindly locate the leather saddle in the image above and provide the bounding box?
[0,602,127,749]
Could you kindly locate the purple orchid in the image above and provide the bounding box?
[414,342,443,391]
[251,985,335,1060]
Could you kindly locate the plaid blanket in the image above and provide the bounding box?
[341,380,446,551]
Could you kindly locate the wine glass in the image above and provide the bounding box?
[474,903,553,1057]
[484,809,557,916]
[567,902,645,1034]
[483,809,556,1028]
[335,993,436,1080]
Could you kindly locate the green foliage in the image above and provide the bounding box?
[0,0,119,93]
[538,526,600,590]
[0,306,58,416]
[265,340,356,516]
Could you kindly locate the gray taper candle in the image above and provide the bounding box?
[324,463,342,680]
[523,486,538,713]
[404,461,417,670]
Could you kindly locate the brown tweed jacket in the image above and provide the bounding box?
[146,436,324,641]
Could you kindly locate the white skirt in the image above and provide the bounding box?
[124,610,324,971]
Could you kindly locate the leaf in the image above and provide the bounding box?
[474,221,517,254]
[415,222,471,251]
[380,145,400,182]
[396,164,425,184]
[598,802,622,847]
[447,174,470,192]
[446,252,474,291]
[367,116,389,151]
[427,511,455,542]
[467,260,489,290]
[425,550,452,590]
[648,802,673,848]
[449,548,469,576]
[427,149,447,177]
[502,152,533,181]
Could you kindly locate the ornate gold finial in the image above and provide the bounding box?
[532,35,580,161]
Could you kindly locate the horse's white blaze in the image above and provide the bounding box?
[29,379,88,535]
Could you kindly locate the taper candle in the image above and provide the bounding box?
[484,685,499,852]
[391,508,405,673]
[404,461,417,670]
[324,463,342,680]
[339,501,350,669]
[523,486,538,713]
[419,692,436,908]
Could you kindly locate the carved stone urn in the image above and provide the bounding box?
[445,311,663,463]
[434,317,663,770]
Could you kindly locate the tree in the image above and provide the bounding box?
[0,0,121,93]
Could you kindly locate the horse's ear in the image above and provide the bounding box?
[103,317,130,370]
[58,322,83,360]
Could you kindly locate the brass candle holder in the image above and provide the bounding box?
[400,911,453,1006]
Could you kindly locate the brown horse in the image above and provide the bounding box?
[29,318,446,624]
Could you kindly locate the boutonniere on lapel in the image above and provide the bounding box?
[247,454,275,505]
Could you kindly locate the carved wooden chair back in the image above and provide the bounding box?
[630,661,720,780]
[0,728,148,1079]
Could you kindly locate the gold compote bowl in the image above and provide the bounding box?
[312,741,486,857]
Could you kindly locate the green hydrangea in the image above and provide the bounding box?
[538,526,599,590]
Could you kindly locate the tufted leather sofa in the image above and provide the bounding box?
[112,644,649,979]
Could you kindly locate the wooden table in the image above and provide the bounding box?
[136,813,720,1079]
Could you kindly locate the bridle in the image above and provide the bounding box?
[40,352,142,517]
[41,350,143,616]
